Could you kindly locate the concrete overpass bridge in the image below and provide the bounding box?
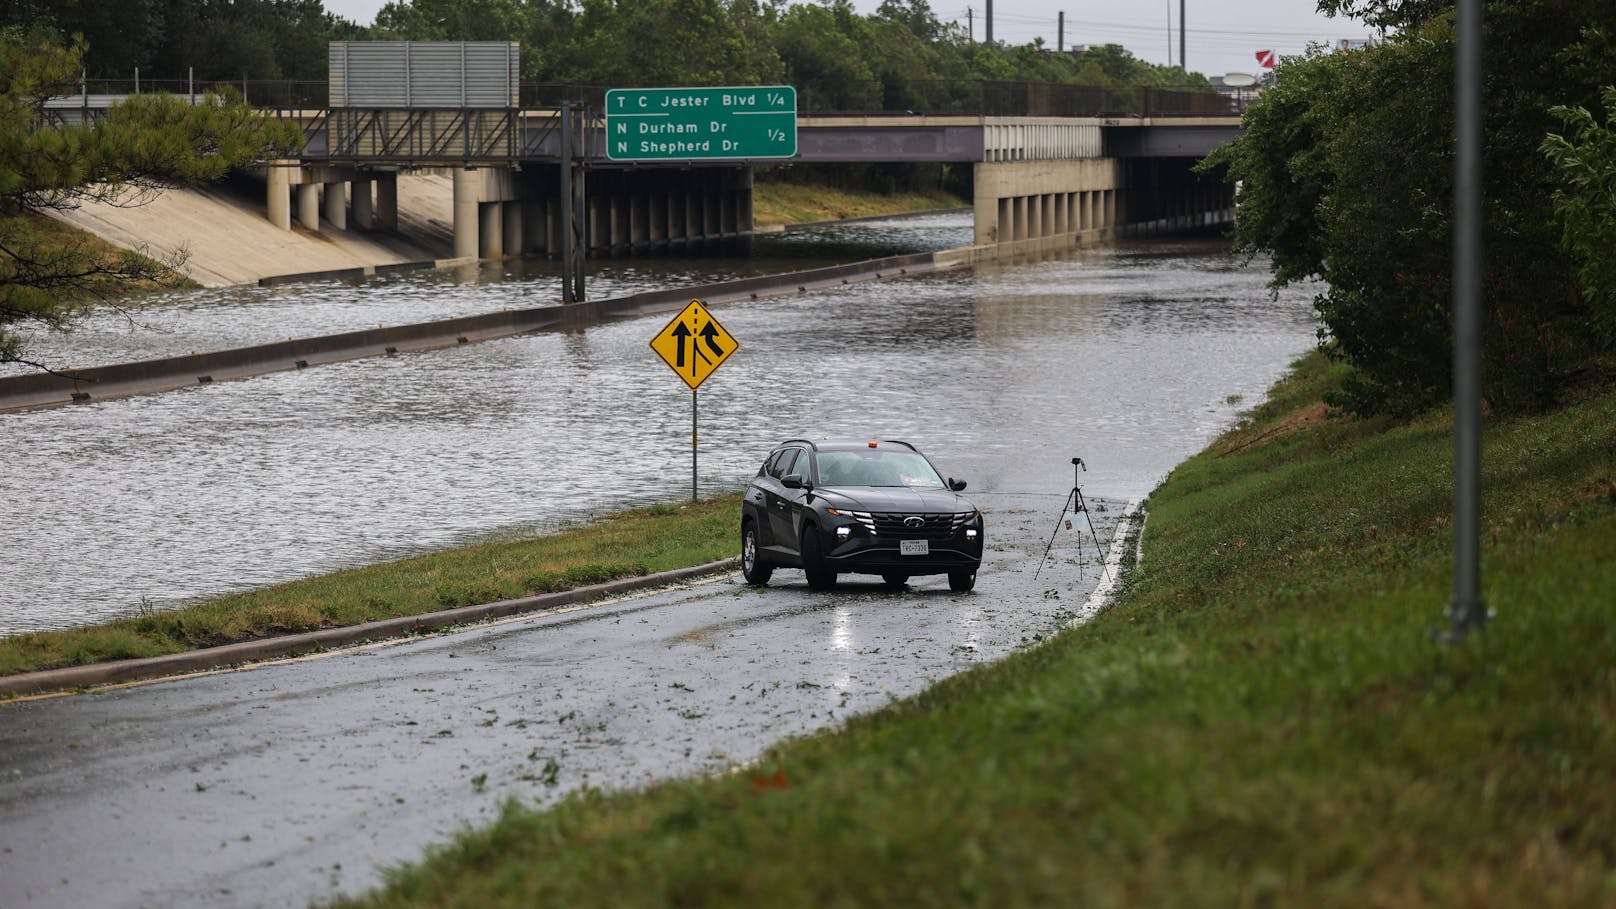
[262,108,1240,260]
[48,88,1240,259]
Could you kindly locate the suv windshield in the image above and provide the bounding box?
[815,450,945,488]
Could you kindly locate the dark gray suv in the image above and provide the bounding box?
[740,439,984,591]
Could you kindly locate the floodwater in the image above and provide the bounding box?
[0,221,1317,636]
[0,212,974,373]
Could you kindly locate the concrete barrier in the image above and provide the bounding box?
[0,236,1093,414]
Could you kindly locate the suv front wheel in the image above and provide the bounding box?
[800,524,838,591]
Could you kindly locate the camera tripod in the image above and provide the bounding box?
[1033,457,1111,583]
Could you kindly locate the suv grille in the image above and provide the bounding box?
[867,511,977,541]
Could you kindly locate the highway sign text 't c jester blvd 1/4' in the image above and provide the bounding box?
[649,299,739,390]
[606,86,797,161]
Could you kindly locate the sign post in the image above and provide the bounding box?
[649,299,739,502]
[606,86,797,161]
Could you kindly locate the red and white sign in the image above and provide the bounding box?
[1255,49,1276,69]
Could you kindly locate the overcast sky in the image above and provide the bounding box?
[320,0,1374,81]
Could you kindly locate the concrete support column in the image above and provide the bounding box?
[503,201,522,257]
[297,182,320,231]
[267,166,292,230]
[1053,192,1067,235]
[375,173,398,232]
[1107,190,1119,230]
[995,198,1010,244]
[1041,193,1054,238]
[589,194,609,253]
[737,167,754,234]
[351,178,374,230]
[544,197,560,254]
[650,193,668,247]
[522,196,544,254]
[1027,195,1041,239]
[1012,196,1027,242]
[610,195,628,253]
[630,194,648,250]
[453,168,480,259]
[705,188,720,238]
[683,188,699,244]
[322,182,347,230]
[479,201,503,258]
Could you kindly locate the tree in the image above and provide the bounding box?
[1206,1,1616,413]
[0,28,303,368]
[1542,86,1616,349]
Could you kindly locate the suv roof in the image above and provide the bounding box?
[777,438,919,452]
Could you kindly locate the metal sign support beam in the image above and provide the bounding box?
[559,102,587,304]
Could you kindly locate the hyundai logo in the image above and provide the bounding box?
[903,516,926,529]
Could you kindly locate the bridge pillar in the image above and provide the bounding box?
[736,167,754,235]
[322,182,347,230]
[375,173,398,232]
[479,201,503,258]
[296,183,320,232]
[522,198,545,255]
[267,165,292,231]
[502,201,522,257]
[974,159,1122,248]
[650,193,668,248]
[630,194,648,251]
[453,168,480,259]
[610,193,629,255]
[589,194,609,253]
[351,178,374,230]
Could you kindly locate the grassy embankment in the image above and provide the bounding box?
[751,181,964,227]
[0,494,741,678]
[0,182,962,679]
[331,351,1616,907]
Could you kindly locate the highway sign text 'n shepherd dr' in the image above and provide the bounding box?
[650,299,738,390]
[606,86,797,161]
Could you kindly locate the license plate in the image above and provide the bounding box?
[900,539,929,556]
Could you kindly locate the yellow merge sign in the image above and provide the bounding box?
[649,299,738,390]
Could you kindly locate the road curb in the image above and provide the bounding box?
[0,557,739,698]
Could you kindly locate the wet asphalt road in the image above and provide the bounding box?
[0,493,1128,909]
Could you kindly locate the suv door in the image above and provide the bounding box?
[763,447,807,554]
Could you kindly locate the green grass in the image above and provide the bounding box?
[330,352,1616,908]
[751,182,964,227]
[0,493,742,677]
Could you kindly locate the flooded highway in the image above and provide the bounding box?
[0,221,1322,908]
[0,222,1314,636]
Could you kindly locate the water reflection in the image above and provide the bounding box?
[0,237,1316,636]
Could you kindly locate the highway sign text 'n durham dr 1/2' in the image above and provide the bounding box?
[649,299,739,391]
[606,86,797,161]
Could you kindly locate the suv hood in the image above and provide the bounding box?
[818,487,975,513]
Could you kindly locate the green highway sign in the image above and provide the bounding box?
[605,86,797,161]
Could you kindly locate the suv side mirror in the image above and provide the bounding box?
[947,478,967,491]
[781,474,807,490]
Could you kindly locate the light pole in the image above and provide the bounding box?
[1446,0,1485,642]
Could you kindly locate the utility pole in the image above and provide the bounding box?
[1058,11,1064,54]
[1179,0,1187,84]
[1446,0,1486,643]
[968,7,973,42]
[986,0,993,43]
